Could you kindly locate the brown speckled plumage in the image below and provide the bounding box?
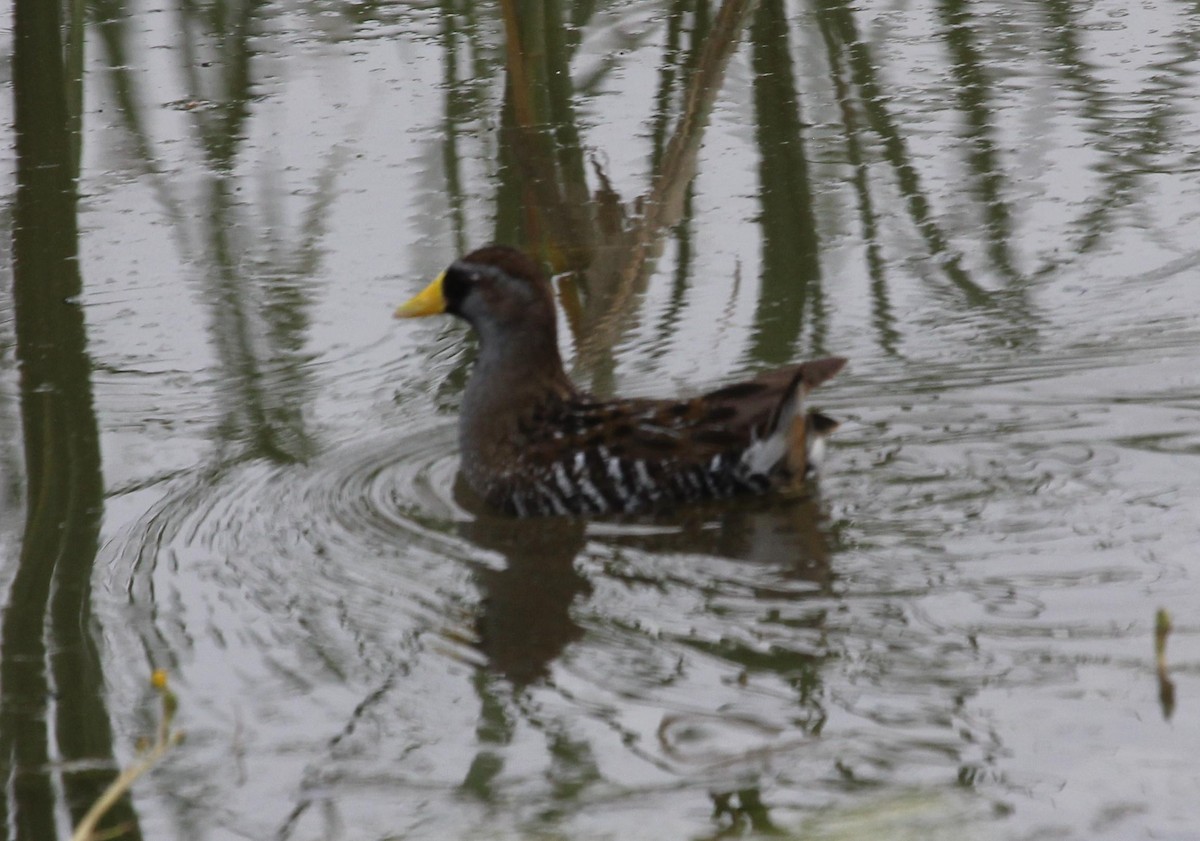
[396,245,845,517]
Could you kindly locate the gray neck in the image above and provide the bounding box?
[458,323,572,450]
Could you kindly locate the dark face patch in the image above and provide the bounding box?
[441,264,475,316]
[439,245,555,331]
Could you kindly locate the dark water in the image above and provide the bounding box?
[2,0,1199,838]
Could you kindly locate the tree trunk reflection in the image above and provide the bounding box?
[3,0,140,837]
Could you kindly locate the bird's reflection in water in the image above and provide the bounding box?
[454,476,833,832]
[454,474,834,686]
[606,491,834,591]
[454,475,591,687]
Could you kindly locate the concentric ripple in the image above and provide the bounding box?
[100,420,493,644]
[89,339,1200,841]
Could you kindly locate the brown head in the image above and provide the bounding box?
[395,245,559,349]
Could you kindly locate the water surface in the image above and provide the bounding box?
[2,0,1199,838]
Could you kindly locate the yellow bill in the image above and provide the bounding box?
[394,271,448,318]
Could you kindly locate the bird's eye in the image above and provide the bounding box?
[470,272,481,283]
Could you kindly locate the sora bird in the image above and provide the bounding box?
[395,245,846,517]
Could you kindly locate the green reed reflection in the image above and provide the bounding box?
[750,0,822,364]
[491,0,761,393]
[92,0,343,468]
[937,0,1018,282]
[3,0,139,838]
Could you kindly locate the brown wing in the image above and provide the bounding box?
[501,357,845,514]
[691,355,846,448]
[507,394,757,514]
[513,356,847,467]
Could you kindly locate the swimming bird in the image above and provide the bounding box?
[395,245,845,517]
